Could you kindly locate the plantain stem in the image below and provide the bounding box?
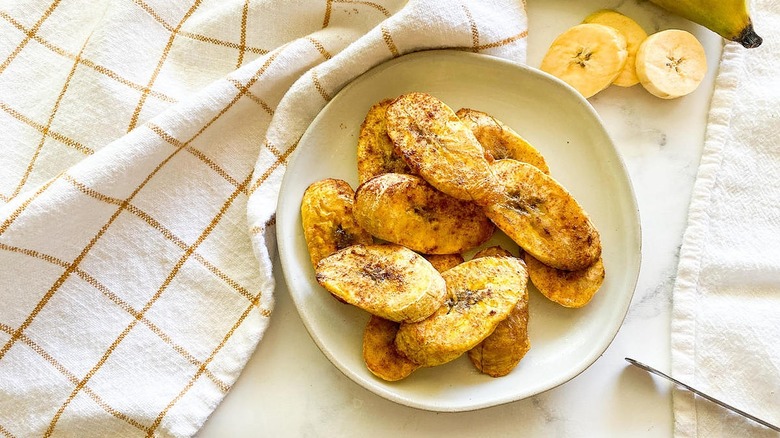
[737,23,763,48]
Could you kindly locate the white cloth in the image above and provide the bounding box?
[0,1,527,436]
[671,1,780,436]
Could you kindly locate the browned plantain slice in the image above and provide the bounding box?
[525,254,605,308]
[354,173,494,255]
[363,315,420,381]
[456,108,550,174]
[315,244,447,323]
[357,99,412,184]
[301,178,373,269]
[471,245,520,260]
[394,256,527,367]
[468,246,530,377]
[385,92,501,206]
[423,253,465,273]
[484,159,601,271]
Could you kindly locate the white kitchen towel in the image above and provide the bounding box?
[671,0,780,436]
[0,1,527,436]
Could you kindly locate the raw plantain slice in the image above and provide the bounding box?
[484,159,601,271]
[301,178,373,269]
[363,315,420,381]
[467,246,531,377]
[635,29,707,99]
[354,173,494,255]
[456,108,550,174]
[315,244,447,323]
[583,10,648,87]
[385,92,501,205]
[540,23,628,98]
[394,256,527,367]
[525,254,605,308]
[357,99,412,184]
[423,253,465,273]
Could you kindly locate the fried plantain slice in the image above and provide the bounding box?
[363,315,420,381]
[484,159,601,271]
[394,256,527,367]
[423,253,465,273]
[471,245,521,260]
[354,173,494,255]
[357,99,413,184]
[456,108,550,174]
[468,246,530,377]
[525,254,605,308]
[301,178,373,269]
[385,92,501,206]
[315,244,447,323]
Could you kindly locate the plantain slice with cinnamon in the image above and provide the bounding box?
[357,99,412,184]
[525,254,605,308]
[315,244,447,323]
[385,92,501,206]
[362,315,420,381]
[301,178,373,269]
[394,255,527,367]
[354,173,494,255]
[484,159,601,271]
[456,108,550,174]
[467,246,530,377]
[423,253,465,273]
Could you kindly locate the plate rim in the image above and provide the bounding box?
[276,49,642,412]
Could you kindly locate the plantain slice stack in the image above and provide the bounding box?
[300,178,373,269]
[467,246,530,377]
[394,255,528,367]
[354,173,494,255]
[484,159,601,271]
[315,244,447,323]
[385,92,501,206]
[456,108,550,174]
[357,99,412,184]
[302,93,610,382]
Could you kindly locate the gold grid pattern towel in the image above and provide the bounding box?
[0,1,528,436]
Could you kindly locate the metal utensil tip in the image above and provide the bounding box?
[625,357,780,432]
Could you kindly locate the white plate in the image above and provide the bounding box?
[276,50,641,412]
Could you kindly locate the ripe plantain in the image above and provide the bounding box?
[353,173,494,255]
[647,0,762,48]
[484,159,601,271]
[456,108,550,174]
[525,254,605,308]
[467,247,531,377]
[357,99,411,184]
[300,179,373,269]
[315,244,447,323]
[363,315,420,381]
[394,256,528,367]
[385,92,501,206]
[540,23,628,98]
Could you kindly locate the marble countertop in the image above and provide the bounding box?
[199,1,723,436]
